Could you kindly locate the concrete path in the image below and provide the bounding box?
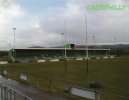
[0,76,71,100]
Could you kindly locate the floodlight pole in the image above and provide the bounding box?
[92,33,95,56]
[114,37,117,55]
[61,33,64,56]
[13,28,16,62]
[92,33,95,45]
[64,20,67,73]
[85,12,89,75]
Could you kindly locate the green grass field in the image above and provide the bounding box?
[1,56,129,100]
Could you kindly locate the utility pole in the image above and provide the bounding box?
[12,28,16,62]
[92,33,95,56]
[61,33,64,57]
[64,20,67,73]
[92,33,95,45]
[114,37,117,55]
[85,13,89,75]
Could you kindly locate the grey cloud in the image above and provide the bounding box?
[8,0,129,49]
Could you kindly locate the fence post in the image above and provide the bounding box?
[10,89,12,100]
[49,79,52,92]
[24,96,27,100]
[3,86,6,100]
[95,90,100,100]
[14,91,16,100]
[37,77,40,88]
[5,86,8,100]
[1,83,3,100]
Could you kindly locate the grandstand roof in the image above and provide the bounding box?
[11,48,110,51]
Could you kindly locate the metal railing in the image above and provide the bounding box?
[0,83,32,100]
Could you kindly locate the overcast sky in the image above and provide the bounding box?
[0,0,129,50]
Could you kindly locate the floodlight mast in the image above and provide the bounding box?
[12,28,16,62]
[61,33,64,56]
[85,12,89,75]
[92,33,95,44]
[64,19,67,73]
[114,37,117,55]
[93,33,95,56]
[64,20,67,59]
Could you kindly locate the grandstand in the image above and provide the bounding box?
[8,47,110,63]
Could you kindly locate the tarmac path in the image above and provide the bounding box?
[0,76,70,100]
